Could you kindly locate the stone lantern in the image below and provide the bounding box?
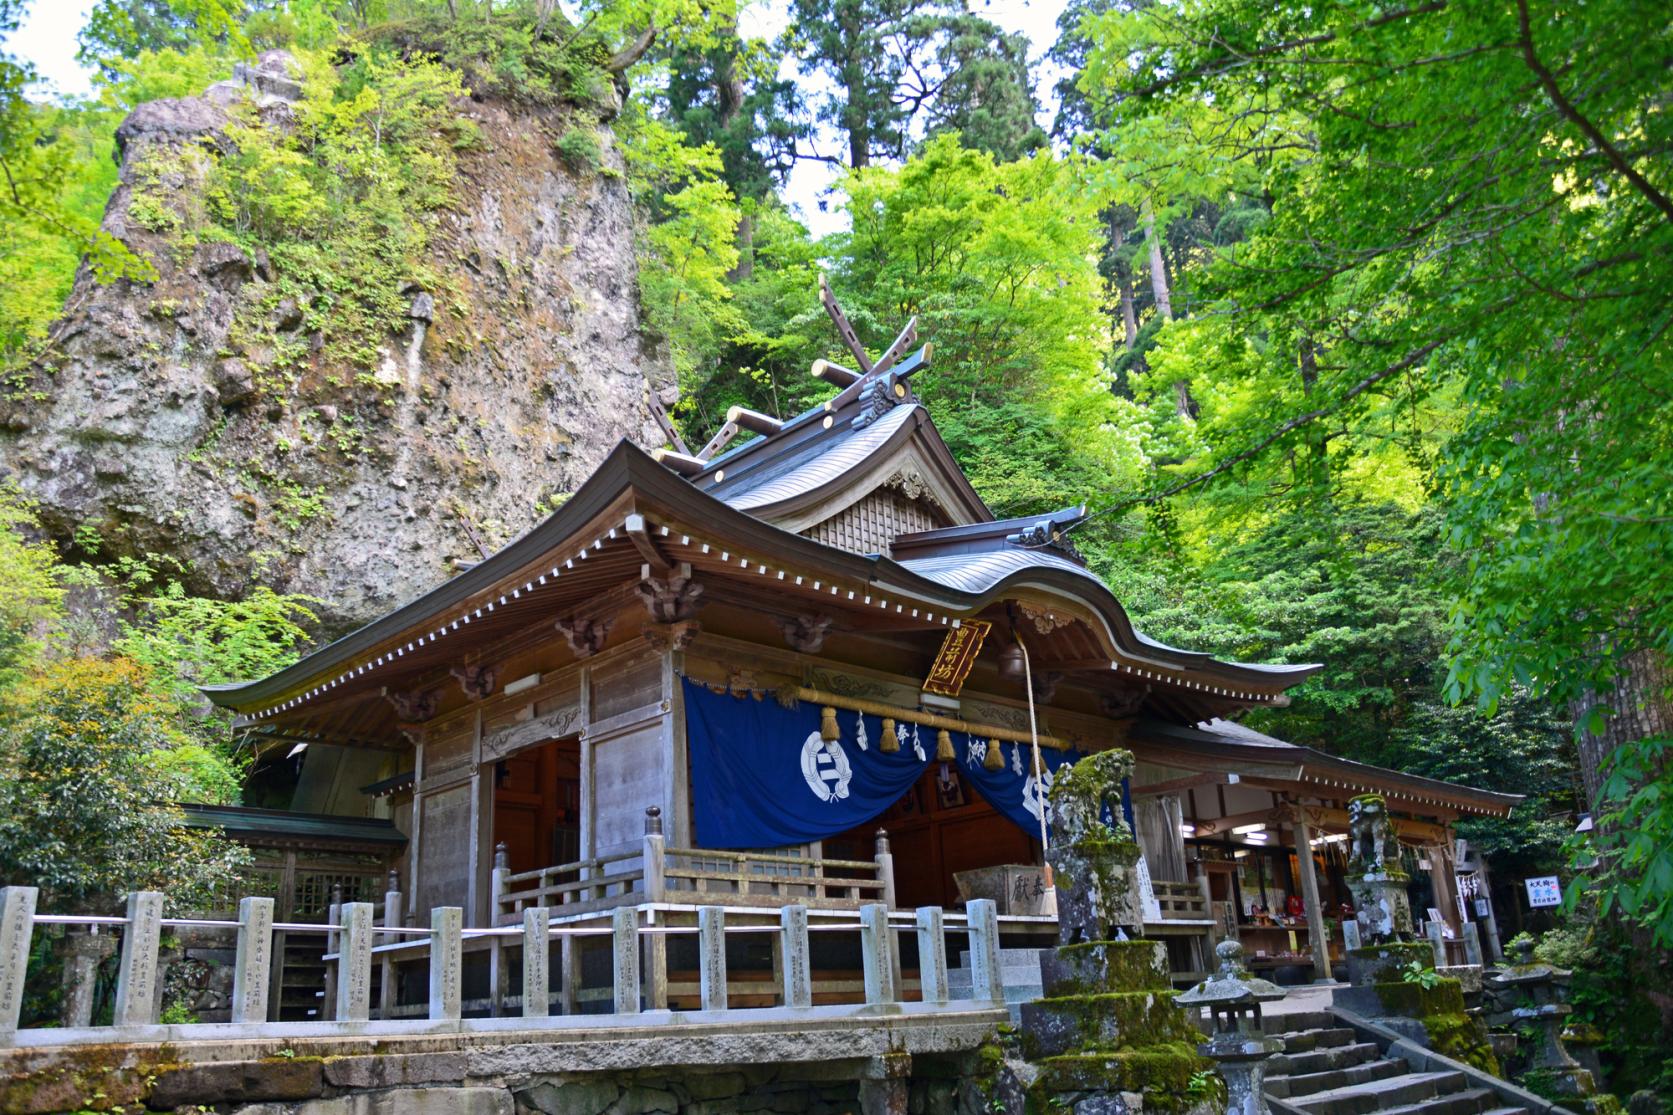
[1176,939,1288,1115]
[1486,938,1603,1106]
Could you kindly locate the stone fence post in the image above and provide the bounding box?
[335,901,374,1022]
[612,906,640,1015]
[699,906,727,1011]
[0,887,37,1035]
[429,907,462,1021]
[522,906,550,1018]
[966,898,1004,1004]
[781,904,812,1009]
[231,896,274,1024]
[1427,920,1447,968]
[113,891,163,1027]
[915,906,948,1005]
[860,902,896,1005]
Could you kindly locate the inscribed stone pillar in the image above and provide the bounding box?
[231,896,275,1024]
[698,906,727,1011]
[612,906,640,1014]
[335,901,374,1022]
[113,891,163,1027]
[0,886,37,1034]
[966,898,1004,1004]
[781,904,812,1009]
[522,907,550,1017]
[915,906,948,1005]
[429,906,462,1021]
[1462,920,1484,967]
[1427,920,1447,968]
[860,903,896,1005]
[1342,919,1362,952]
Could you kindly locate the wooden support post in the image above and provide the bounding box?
[522,907,550,1017]
[321,884,342,1021]
[488,842,509,1017]
[915,906,948,1005]
[860,903,896,1005]
[874,829,902,993]
[0,887,38,1034]
[780,904,812,1009]
[113,891,163,1027]
[1291,812,1333,982]
[698,906,727,1011]
[429,907,462,1021]
[643,809,668,1009]
[612,906,640,1015]
[231,896,274,1025]
[336,902,374,1022]
[966,898,1004,1004]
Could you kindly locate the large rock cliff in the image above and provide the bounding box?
[0,50,670,629]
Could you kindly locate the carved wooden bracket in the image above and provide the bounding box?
[775,613,833,654]
[452,663,498,701]
[641,620,701,652]
[1030,669,1063,705]
[638,564,704,623]
[384,688,439,722]
[555,617,613,658]
[1100,686,1149,719]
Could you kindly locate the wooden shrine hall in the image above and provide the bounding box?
[205,288,1519,1012]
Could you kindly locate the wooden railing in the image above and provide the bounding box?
[490,808,898,924]
[1153,880,1212,921]
[0,884,1007,1045]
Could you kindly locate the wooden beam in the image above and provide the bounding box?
[811,358,860,388]
[1132,772,1232,797]
[698,419,741,461]
[727,406,783,436]
[819,272,872,372]
[868,316,918,377]
[652,447,706,476]
[646,387,690,456]
[625,513,671,572]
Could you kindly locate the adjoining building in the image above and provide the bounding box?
[205,297,1518,1012]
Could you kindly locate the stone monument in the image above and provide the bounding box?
[1175,940,1286,1115]
[1018,749,1217,1114]
[1485,938,1616,1112]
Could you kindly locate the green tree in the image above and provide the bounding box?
[0,658,250,912]
[1077,0,1673,950]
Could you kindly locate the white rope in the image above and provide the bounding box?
[1019,636,1053,886]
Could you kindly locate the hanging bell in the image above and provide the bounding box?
[982,739,1005,771]
[880,718,899,753]
[935,729,955,762]
[821,706,840,741]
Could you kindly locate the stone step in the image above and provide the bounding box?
[1265,1058,1406,1098]
[1377,1087,1505,1115]
[1273,1026,1359,1053]
[1289,1071,1466,1115]
[1267,1042,1385,1077]
[1263,1010,1335,1035]
[1476,1107,1530,1115]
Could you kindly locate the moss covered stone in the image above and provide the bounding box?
[1030,1042,1218,1115]
[1372,978,1501,1075]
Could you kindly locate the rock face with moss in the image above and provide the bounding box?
[1018,749,1217,1114]
[0,41,670,630]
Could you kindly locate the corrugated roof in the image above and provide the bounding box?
[709,402,919,510]
[180,804,408,848]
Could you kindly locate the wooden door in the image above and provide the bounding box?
[492,737,581,876]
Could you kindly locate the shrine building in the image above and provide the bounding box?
[205,292,1520,1015]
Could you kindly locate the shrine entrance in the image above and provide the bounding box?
[492,736,582,877]
[825,759,1039,909]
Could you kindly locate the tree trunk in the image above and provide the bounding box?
[1119,276,1138,350]
[1141,198,1173,322]
[1573,647,1673,813]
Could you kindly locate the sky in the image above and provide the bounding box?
[8,0,1072,237]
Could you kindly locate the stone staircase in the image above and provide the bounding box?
[1261,1011,1527,1115]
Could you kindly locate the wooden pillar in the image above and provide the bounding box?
[1291,811,1333,982]
[643,809,668,1010]
[1426,842,1462,933]
[468,709,491,927]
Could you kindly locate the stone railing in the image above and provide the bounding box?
[1152,880,1212,921]
[0,885,1005,1046]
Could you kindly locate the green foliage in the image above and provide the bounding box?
[0,657,251,912]
[77,0,248,71]
[1400,960,1442,991]
[0,486,65,686]
[1078,0,1672,945]
[113,581,319,705]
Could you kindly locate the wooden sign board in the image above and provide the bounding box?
[923,619,992,697]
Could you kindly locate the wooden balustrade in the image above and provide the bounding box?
[0,884,1005,1046]
[1152,881,1211,921]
